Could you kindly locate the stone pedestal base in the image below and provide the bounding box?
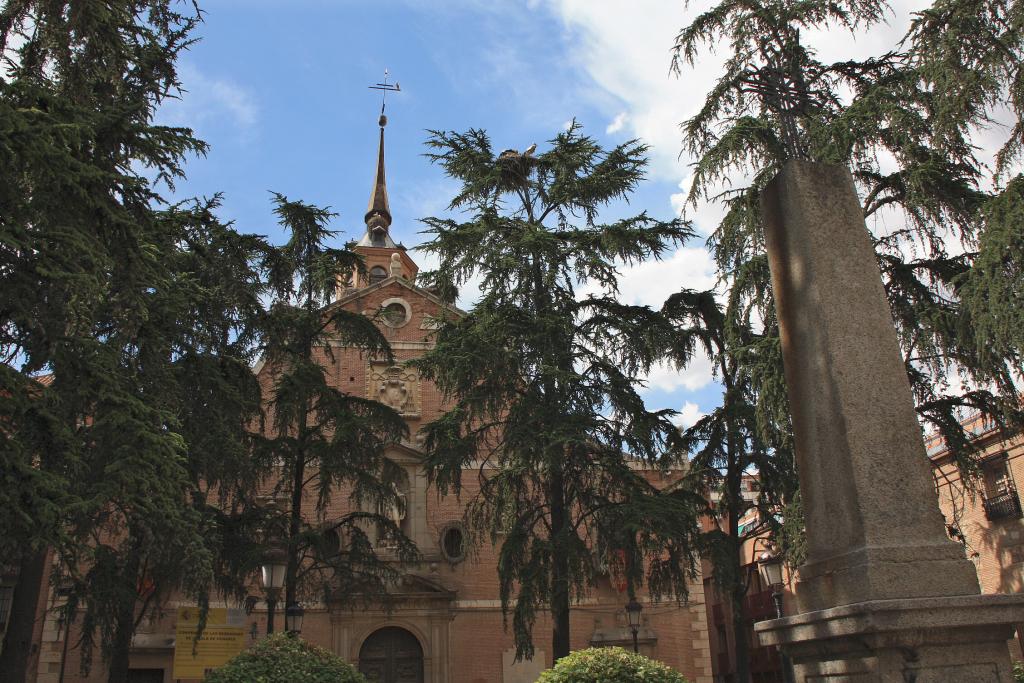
[755,594,1024,682]
[793,542,982,613]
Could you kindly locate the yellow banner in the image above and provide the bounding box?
[173,607,247,680]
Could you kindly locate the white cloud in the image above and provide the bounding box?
[543,0,721,181]
[643,356,714,393]
[159,62,258,133]
[672,401,705,429]
[605,111,628,135]
[612,246,718,308]
[670,176,691,218]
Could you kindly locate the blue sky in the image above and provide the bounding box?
[158,0,932,425]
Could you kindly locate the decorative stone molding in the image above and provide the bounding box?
[420,315,442,330]
[368,362,420,416]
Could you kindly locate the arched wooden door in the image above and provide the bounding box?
[358,627,424,683]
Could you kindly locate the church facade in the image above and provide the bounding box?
[25,117,713,683]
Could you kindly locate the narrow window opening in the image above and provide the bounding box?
[369,266,387,285]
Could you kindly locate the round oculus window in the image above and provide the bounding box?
[383,302,407,326]
[440,524,467,563]
[379,298,411,328]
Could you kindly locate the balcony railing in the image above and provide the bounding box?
[983,488,1023,521]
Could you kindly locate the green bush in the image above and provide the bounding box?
[535,647,691,683]
[1013,660,1023,683]
[204,633,367,683]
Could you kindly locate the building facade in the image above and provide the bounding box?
[929,411,1024,660]
[22,116,714,683]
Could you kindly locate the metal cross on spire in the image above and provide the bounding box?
[368,69,400,127]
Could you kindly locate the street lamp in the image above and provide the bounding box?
[285,603,305,636]
[261,547,287,634]
[757,549,785,610]
[625,597,643,654]
[757,549,795,683]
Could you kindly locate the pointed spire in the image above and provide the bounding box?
[360,72,400,250]
[364,113,392,232]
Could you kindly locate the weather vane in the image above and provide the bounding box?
[368,69,400,126]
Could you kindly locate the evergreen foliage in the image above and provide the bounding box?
[415,124,704,661]
[776,491,807,568]
[661,289,795,683]
[0,0,205,556]
[204,633,368,683]
[59,195,269,679]
[957,176,1024,390]
[897,0,1024,516]
[907,0,1024,178]
[0,3,268,679]
[257,193,416,613]
[535,647,691,683]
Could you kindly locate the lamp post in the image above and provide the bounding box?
[757,549,795,683]
[260,547,287,634]
[285,603,304,637]
[625,597,643,654]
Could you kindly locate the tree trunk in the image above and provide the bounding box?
[285,446,306,612]
[730,574,752,683]
[550,463,571,662]
[531,247,571,662]
[716,341,752,683]
[106,552,141,683]
[106,609,134,683]
[727,466,752,683]
[0,548,48,683]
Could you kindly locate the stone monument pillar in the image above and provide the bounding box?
[754,160,1024,682]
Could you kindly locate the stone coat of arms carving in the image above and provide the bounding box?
[368,362,420,416]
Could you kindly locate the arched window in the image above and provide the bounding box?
[369,266,388,285]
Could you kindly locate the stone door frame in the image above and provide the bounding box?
[330,574,455,683]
